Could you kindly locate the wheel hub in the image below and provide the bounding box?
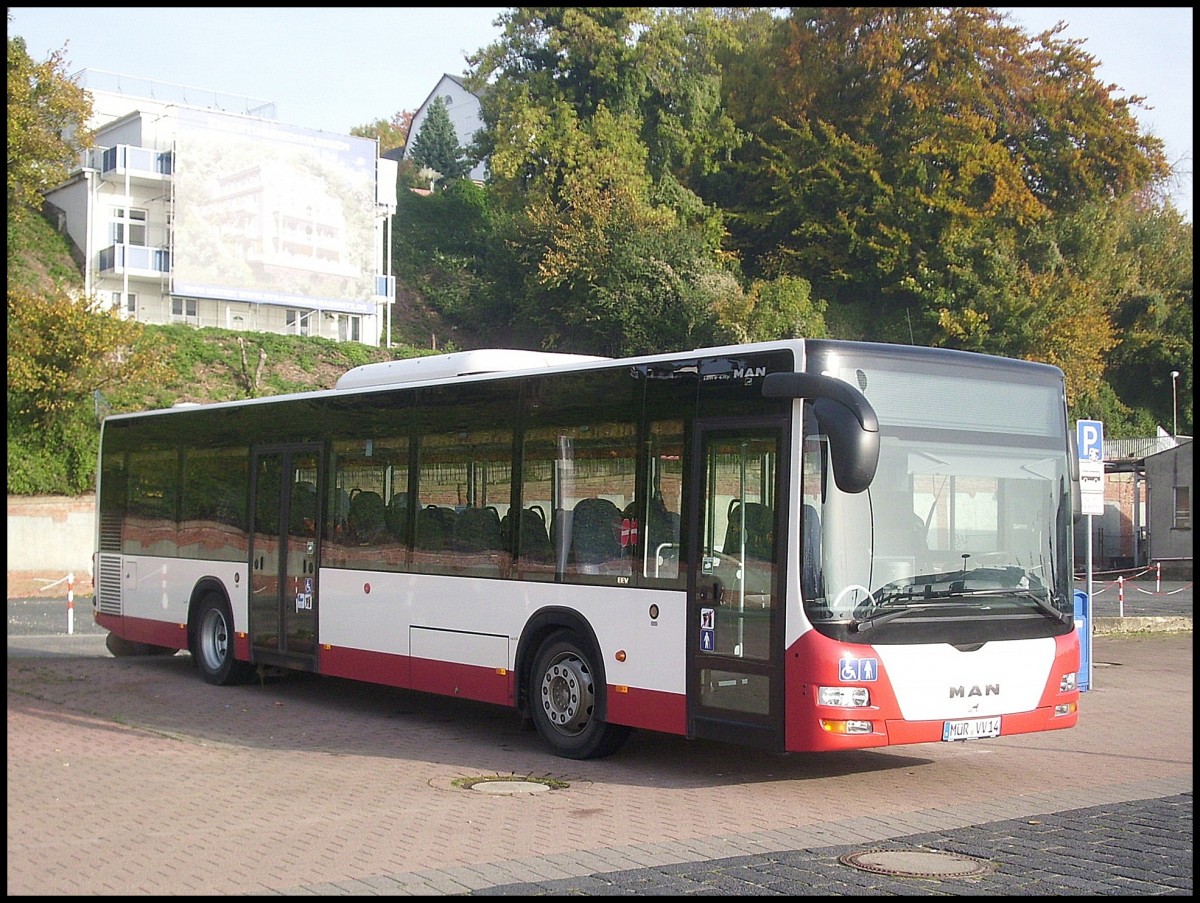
[541,656,594,734]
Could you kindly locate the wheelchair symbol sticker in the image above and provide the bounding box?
[839,657,878,681]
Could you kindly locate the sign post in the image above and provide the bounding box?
[1076,419,1104,691]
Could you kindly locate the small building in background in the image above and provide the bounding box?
[42,70,399,346]
[1077,431,1193,579]
[1144,439,1193,578]
[400,73,487,183]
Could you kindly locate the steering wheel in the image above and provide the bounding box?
[832,583,873,611]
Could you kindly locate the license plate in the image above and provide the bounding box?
[942,716,1001,741]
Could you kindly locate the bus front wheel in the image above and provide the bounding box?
[190,593,254,686]
[530,630,631,760]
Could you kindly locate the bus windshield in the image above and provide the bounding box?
[803,350,1073,633]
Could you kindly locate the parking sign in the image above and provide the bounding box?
[1077,420,1104,516]
[1077,420,1104,462]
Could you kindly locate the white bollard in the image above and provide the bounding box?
[67,572,75,635]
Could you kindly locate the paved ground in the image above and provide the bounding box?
[7,591,1193,896]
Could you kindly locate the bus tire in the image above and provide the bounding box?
[530,629,632,760]
[190,593,254,686]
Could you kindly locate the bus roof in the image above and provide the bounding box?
[334,349,610,390]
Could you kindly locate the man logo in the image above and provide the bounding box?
[732,366,767,380]
[949,684,999,698]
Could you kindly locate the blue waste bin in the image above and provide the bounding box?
[1073,589,1090,692]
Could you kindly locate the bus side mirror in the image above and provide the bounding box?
[762,372,880,494]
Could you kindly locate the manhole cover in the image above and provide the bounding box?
[439,774,572,794]
[469,780,550,795]
[839,849,993,879]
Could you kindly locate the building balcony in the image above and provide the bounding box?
[98,244,171,278]
[99,145,174,183]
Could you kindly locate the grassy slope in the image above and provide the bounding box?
[8,208,441,413]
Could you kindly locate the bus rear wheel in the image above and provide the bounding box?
[530,630,631,760]
[191,593,254,686]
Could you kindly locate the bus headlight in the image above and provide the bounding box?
[1059,672,1077,693]
[817,686,870,707]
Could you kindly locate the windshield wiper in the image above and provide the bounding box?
[851,586,1069,633]
[851,603,937,632]
[982,588,1071,625]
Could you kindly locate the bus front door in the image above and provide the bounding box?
[249,445,322,670]
[688,424,786,750]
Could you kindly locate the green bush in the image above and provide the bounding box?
[7,406,99,495]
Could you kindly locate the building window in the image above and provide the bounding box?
[110,207,148,246]
[171,297,198,322]
[112,291,137,314]
[286,309,312,336]
[336,314,361,343]
[1174,486,1191,529]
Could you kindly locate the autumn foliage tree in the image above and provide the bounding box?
[387,7,1186,433]
[6,26,93,232]
[350,109,412,155]
[8,288,169,493]
[466,7,747,354]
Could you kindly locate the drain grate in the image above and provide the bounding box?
[839,849,993,879]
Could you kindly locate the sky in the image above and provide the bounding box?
[7,7,1192,221]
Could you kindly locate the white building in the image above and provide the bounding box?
[400,73,487,183]
[44,70,398,346]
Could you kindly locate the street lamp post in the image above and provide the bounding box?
[1170,370,1180,437]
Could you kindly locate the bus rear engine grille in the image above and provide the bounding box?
[96,554,123,616]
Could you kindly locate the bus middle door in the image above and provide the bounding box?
[249,444,322,671]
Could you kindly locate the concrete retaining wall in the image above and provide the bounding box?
[7,495,95,576]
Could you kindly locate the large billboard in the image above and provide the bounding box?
[171,108,378,314]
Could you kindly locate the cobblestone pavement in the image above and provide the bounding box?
[467,793,1192,895]
[7,597,1192,896]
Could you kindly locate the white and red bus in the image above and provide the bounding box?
[93,340,1080,758]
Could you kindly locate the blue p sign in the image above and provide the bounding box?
[1077,420,1104,462]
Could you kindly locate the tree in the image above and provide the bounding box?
[408,97,470,184]
[6,24,93,228]
[714,275,829,345]
[8,286,170,493]
[704,7,1172,376]
[8,288,168,422]
[351,109,413,155]
[464,7,744,355]
[1099,197,1193,435]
